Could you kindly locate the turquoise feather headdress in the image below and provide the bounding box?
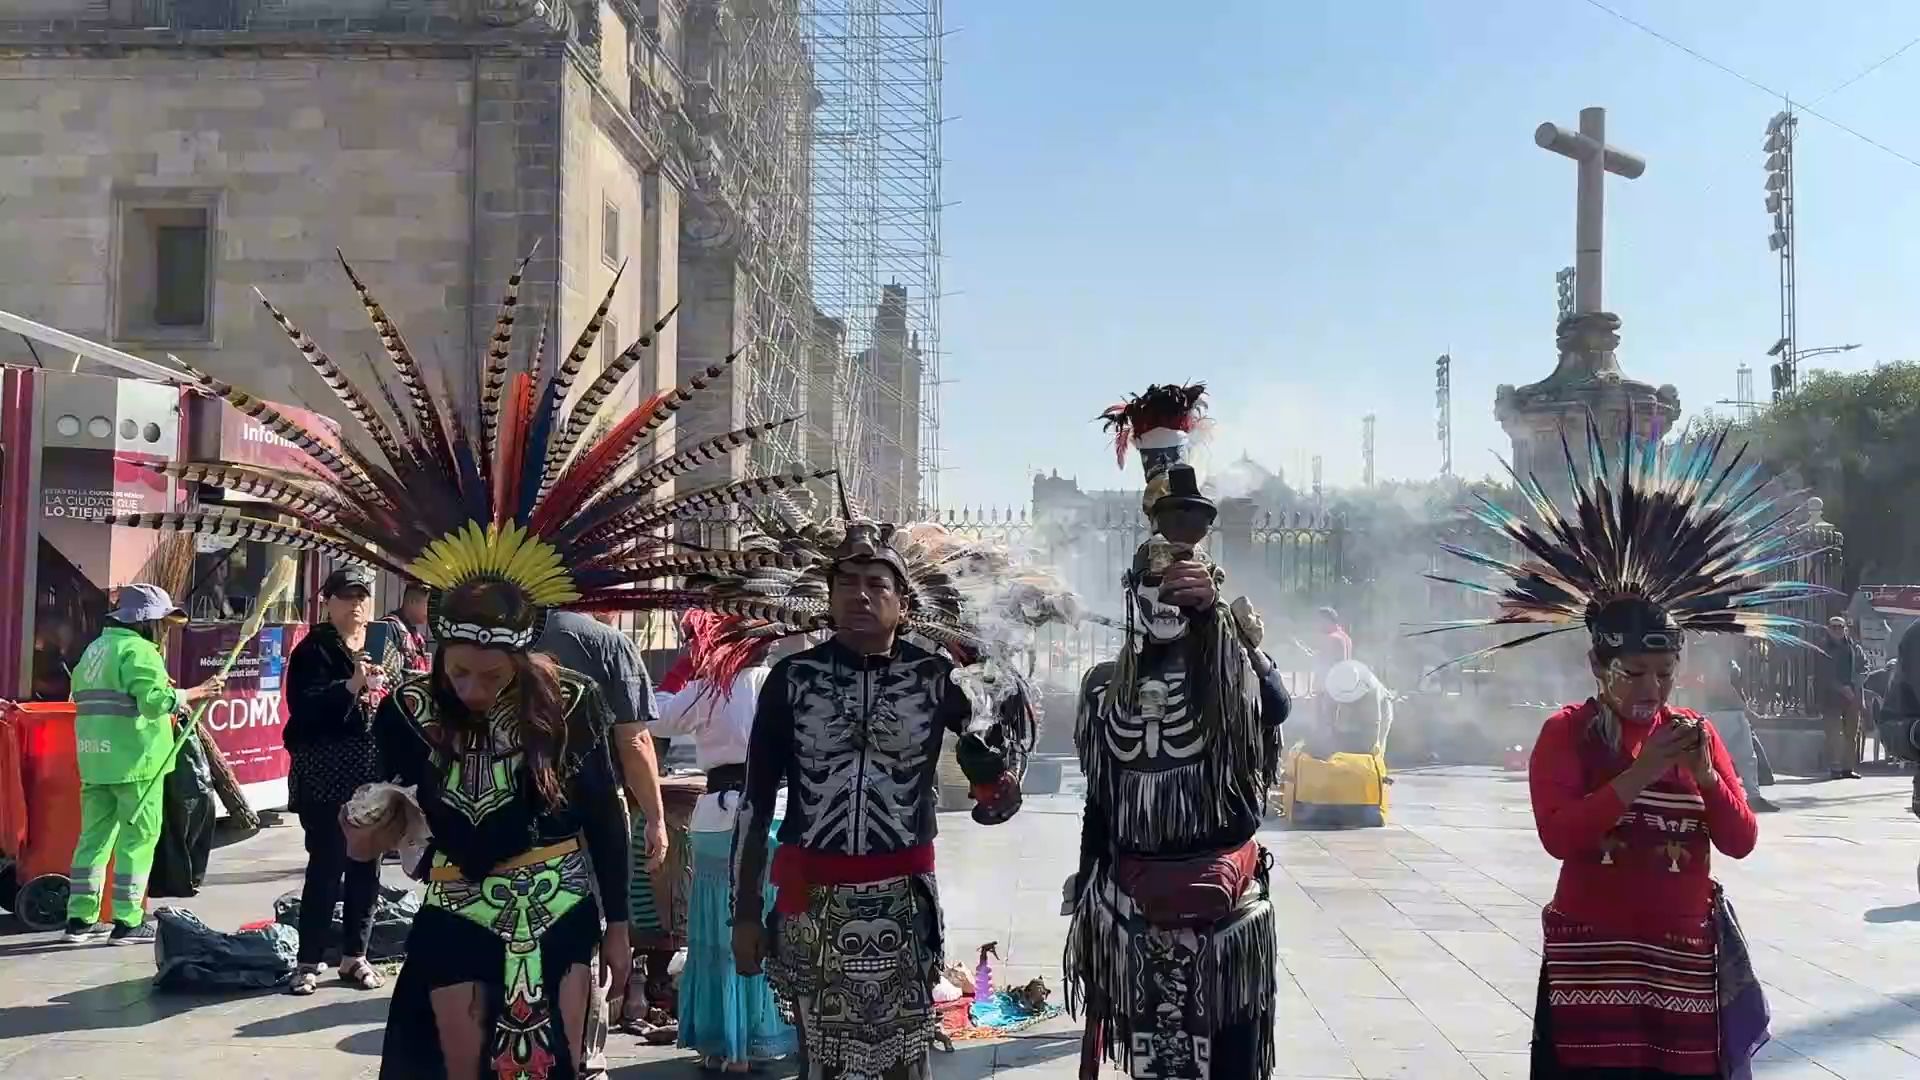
[1419,416,1832,671]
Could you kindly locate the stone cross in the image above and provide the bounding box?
[1535,107,1645,316]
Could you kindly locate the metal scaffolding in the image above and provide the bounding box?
[803,0,943,518]
[676,0,943,519]
[682,0,817,479]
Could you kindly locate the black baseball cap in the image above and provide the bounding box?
[321,566,377,599]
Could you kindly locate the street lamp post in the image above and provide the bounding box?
[1768,341,1858,400]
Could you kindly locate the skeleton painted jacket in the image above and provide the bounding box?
[1076,607,1290,863]
[736,636,1029,869]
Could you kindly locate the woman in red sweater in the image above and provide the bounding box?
[1424,423,1807,1080]
[1526,603,1759,1079]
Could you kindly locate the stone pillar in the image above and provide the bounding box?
[639,167,681,451]
[469,52,566,398]
[1495,310,1680,498]
[1215,496,1256,583]
[806,308,846,474]
[674,235,747,491]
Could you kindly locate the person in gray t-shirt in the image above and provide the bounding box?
[536,609,667,1064]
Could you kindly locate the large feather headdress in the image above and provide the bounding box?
[118,252,826,650]
[1421,417,1830,670]
[679,490,1083,665]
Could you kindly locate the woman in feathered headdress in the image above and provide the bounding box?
[114,253,827,1079]
[1425,422,1812,1080]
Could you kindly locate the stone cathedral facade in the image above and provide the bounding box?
[0,1,835,496]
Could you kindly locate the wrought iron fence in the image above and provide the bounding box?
[1740,510,1847,719]
[128,0,254,31]
[644,503,1355,691]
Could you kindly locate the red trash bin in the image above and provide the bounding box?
[0,701,112,930]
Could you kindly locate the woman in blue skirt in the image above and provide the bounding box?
[652,623,796,1072]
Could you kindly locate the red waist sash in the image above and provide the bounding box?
[769,843,935,915]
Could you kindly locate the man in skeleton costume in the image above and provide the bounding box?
[1067,384,1291,1079]
[726,513,1041,1080]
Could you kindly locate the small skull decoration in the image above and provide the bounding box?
[834,917,908,986]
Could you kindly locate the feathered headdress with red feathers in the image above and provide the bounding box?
[1097,383,1207,473]
[116,253,824,650]
[1098,383,1212,522]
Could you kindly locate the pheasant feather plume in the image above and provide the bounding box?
[116,254,822,646]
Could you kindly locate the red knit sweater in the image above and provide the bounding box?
[1529,700,1758,934]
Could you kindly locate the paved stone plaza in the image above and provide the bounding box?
[2,765,1918,1078]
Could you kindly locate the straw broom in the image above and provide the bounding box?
[132,536,257,822]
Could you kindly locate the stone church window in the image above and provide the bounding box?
[601,316,620,377]
[603,199,622,266]
[113,192,218,344]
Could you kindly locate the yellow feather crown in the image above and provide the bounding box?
[407,521,582,607]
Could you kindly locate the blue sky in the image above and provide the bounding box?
[934,0,1920,509]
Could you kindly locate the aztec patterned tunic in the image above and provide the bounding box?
[372,668,631,1080]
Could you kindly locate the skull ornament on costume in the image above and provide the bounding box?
[836,917,908,982]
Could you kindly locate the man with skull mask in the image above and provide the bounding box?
[1065,385,1292,1079]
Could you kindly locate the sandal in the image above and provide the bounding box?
[288,965,323,996]
[339,957,385,991]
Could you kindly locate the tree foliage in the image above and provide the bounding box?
[1734,362,1920,591]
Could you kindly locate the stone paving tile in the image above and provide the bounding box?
[1284,956,1404,1000]
[1312,996,1453,1053]
[5,770,1920,1076]
[1462,1051,1529,1080]
[1342,1043,1485,1079]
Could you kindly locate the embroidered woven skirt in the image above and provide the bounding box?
[1531,906,1719,1078]
[380,847,603,1080]
[678,819,797,1064]
[767,873,944,1080]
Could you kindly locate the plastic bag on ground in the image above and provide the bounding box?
[153,906,297,992]
[273,883,420,963]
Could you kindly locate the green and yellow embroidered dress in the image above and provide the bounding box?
[374,669,630,1079]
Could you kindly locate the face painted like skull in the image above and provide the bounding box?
[1131,576,1189,643]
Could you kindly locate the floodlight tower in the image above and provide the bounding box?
[1764,109,1797,398]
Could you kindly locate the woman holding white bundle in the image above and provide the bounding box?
[652,620,795,1073]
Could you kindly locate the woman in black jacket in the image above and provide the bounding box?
[284,567,395,995]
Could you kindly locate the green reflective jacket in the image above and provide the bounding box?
[70,627,179,784]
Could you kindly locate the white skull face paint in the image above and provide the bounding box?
[1132,582,1189,643]
[1605,657,1662,721]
